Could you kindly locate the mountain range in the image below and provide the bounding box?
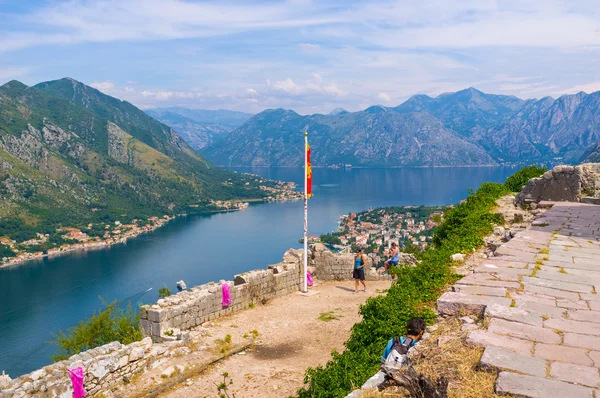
[0,78,272,245]
[202,88,600,167]
[145,107,252,151]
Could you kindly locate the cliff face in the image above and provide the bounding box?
[204,88,600,167]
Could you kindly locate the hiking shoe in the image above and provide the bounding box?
[353,291,358,294]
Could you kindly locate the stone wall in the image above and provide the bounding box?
[0,338,156,398]
[309,243,395,281]
[140,249,305,342]
[515,163,600,207]
[1,245,363,397]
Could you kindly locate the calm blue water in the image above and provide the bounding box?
[0,167,517,376]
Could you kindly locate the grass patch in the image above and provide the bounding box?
[539,248,549,254]
[535,258,544,265]
[248,302,255,309]
[318,311,343,322]
[559,268,567,274]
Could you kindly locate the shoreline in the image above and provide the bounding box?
[1,194,302,270]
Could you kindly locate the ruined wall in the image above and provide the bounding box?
[140,249,304,342]
[310,243,383,281]
[515,163,600,207]
[0,338,156,398]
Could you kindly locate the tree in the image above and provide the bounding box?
[50,299,142,361]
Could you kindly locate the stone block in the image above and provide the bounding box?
[551,362,600,387]
[524,284,581,300]
[522,276,592,294]
[564,333,600,351]
[488,318,561,344]
[129,347,144,362]
[496,371,593,398]
[480,346,546,377]
[544,318,600,336]
[437,292,510,316]
[534,343,593,366]
[452,285,507,297]
[485,303,543,327]
[147,309,163,323]
[466,330,533,355]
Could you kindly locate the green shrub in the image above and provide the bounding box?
[505,165,547,192]
[158,286,171,299]
[50,300,142,361]
[297,181,511,398]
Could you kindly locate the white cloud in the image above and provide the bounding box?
[378,92,391,102]
[89,81,115,93]
[311,73,322,82]
[271,76,346,97]
[247,98,258,103]
[299,43,321,54]
[246,88,257,95]
[0,66,31,81]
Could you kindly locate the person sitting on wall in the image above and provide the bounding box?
[380,242,400,274]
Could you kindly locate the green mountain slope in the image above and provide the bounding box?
[0,79,273,247]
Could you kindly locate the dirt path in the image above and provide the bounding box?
[157,280,391,398]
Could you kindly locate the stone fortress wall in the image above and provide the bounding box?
[1,244,369,397]
[515,163,600,207]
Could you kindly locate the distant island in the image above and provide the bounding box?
[195,88,600,168]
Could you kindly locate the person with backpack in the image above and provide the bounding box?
[359,317,426,391]
[353,248,367,294]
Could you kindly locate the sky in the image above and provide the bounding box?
[2,0,600,114]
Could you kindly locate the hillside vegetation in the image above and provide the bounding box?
[0,78,275,253]
[296,166,545,397]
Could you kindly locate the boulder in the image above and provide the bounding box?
[451,253,465,263]
[398,252,419,266]
[176,280,187,291]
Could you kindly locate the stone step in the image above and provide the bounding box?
[523,284,581,300]
[495,371,594,398]
[436,292,511,316]
[550,361,600,388]
[452,285,507,297]
[535,269,600,286]
[485,302,543,327]
[488,318,561,344]
[521,275,593,293]
[480,346,546,377]
[466,330,533,356]
[534,342,594,366]
[544,318,600,336]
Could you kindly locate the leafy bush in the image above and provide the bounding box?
[505,165,547,192]
[0,244,16,259]
[50,300,142,361]
[158,286,172,299]
[297,180,511,397]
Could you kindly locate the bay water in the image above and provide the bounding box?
[0,167,517,376]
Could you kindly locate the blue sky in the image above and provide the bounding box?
[2,0,600,114]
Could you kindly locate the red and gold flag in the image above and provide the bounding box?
[306,141,312,198]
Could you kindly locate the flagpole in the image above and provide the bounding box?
[303,131,308,293]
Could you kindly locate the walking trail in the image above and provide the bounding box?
[438,202,600,397]
[115,280,391,398]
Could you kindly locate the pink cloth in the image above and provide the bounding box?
[307,271,314,287]
[222,283,232,307]
[68,367,87,398]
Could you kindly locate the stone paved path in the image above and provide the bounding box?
[438,202,600,397]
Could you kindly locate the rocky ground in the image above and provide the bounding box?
[114,280,391,398]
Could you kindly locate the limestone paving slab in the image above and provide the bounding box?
[556,299,589,310]
[480,346,547,377]
[452,285,508,297]
[436,292,510,316]
[544,318,600,336]
[495,371,594,398]
[485,302,543,327]
[521,275,593,294]
[535,269,600,286]
[488,318,561,344]
[550,362,600,388]
[534,342,594,366]
[466,330,534,355]
[564,333,600,351]
[524,284,582,300]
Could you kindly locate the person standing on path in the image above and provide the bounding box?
[353,249,367,294]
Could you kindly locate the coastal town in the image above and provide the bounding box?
[0,180,301,268]
[319,205,446,266]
